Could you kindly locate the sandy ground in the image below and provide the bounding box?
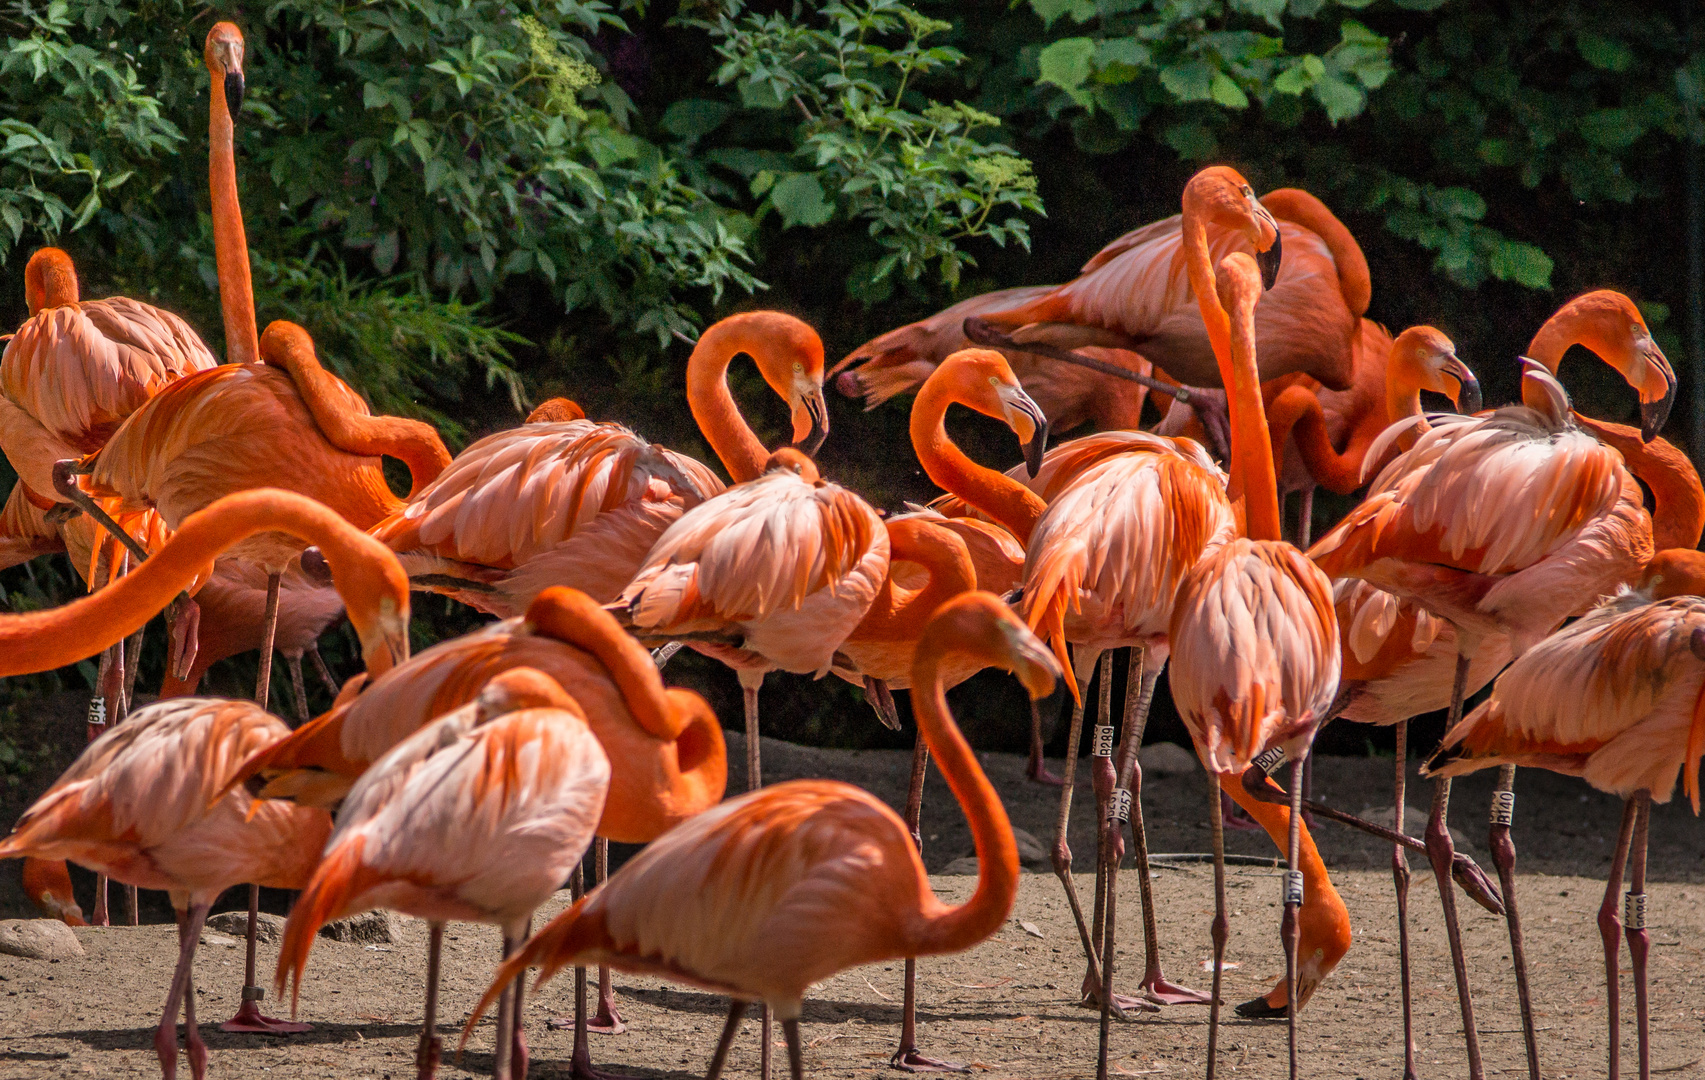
[2,733,1702,1079]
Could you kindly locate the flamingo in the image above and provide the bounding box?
[1309,291,1674,1080]
[1019,427,1235,1026]
[1425,547,1705,1080]
[835,188,1371,455]
[370,308,830,617]
[276,667,610,1080]
[226,584,726,1080]
[460,591,1059,1080]
[0,698,332,1080]
[1163,210,1347,1080]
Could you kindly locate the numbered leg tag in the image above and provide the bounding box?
[1624,891,1648,931]
[1252,746,1285,775]
[242,986,266,1002]
[1092,725,1115,758]
[1107,788,1132,824]
[86,696,107,731]
[1489,790,1515,826]
[1283,870,1305,906]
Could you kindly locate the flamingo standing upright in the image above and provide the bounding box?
[0,699,332,1080]
[461,592,1059,1080]
[1309,290,1673,1078]
[226,584,726,1080]
[1162,184,1346,1078]
[1425,547,1705,1080]
[276,667,610,1080]
[371,308,830,616]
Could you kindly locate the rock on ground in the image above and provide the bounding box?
[0,918,83,960]
[205,910,284,945]
[319,910,403,944]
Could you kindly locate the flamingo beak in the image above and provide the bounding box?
[1641,364,1676,442]
[225,69,244,117]
[793,387,829,458]
[1443,355,1481,415]
[1256,227,1282,290]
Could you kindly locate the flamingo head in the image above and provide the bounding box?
[921,592,1060,702]
[23,248,78,314]
[931,349,1050,477]
[1530,290,1676,441]
[763,446,821,483]
[1186,166,1282,289]
[1391,326,1480,414]
[1640,548,1705,601]
[205,22,246,117]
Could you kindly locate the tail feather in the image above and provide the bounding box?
[275,835,369,1017]
[1686,679,1705,815]
[1018,539,1087,704]
[459,897,602,1052]
[0,784,88,860]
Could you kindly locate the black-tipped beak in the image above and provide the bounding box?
[1642,379,1675,442]
[224,70,244,117]
[1023,419,1049,479]
[795,392,829,458]
[1456,372,1481,416]
[1256,228,1282,290]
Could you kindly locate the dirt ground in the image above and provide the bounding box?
[2,732,1702,1079]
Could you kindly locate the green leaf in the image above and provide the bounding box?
[1163,121,1218,160]
[372,230,400,274]
[1229,0,1287,29]
[1273,58,1318,96]
[1029,0,1098,28]
[1210,72,1249,109]
[1093,38,1151,84]
[1576,32,1633,73]
[1487,240,1553,289]
[1037,37,1096,99]
[1158,61,1215,104]
[1311,75,1365,123]
[770,173,835,228]
[660,99,733,140]
[1579,108,1645,150]
[1427,186,1487,220]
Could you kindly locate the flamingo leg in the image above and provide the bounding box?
[90,636,119,928]
[587,839,625,1035]
[1284,759,1305,1080]
[1391,720,1418,1080]
[566,863,615,1080]
[156,904,209,1080]
[738,670,772,1080]
[1026,697,1064,785]
[1487,763,1540,1080]
[704,1002,745,1080]
[1085,652,1119,1008]
[1599,798,1638,1080]
[510,920,531,1080]
[893,735,966,1072]
[1119,653,1209,1007]
[1625,792,1652,1080]
[418,923,444,1080]
[286,651,311,725]
[221,883,310,1032]
[1051,647,1105,999]
[1424,650,1484,1080]
[782,1018,805,1080]
[1205,771,1228,1080]
[493,934,517,1080]
[306,641,340,696]
[254,570,281,710]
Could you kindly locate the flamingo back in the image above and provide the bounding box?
[1332,579,1511,727]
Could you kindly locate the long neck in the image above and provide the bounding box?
[850,522,975,641]
[909,383,1046,544]
[528,590,685,740]
[1574,417,1705,551]
[1261,190,1370,316]
[911,642,1019,954]
[1218,287,1282,541]
[0,490,397,677]
[266,346,450,498]
[1266,387,1362,495]
[209,71,258,366]
[687,325,769,483]
[1525,315,1579,375]
[1181,205,1234,388]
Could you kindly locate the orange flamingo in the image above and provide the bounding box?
[1309,299,1671,1079]
[0,698,333,1080]
[1425,547,1705,1080]
[1164,223,1346,1080]
[461,591,1059,1080]
[1020,427,1234,1023]
[371,309,829,617]
[276,667,610,1080]
[227,584,726,1080]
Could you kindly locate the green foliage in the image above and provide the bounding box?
[683,0,1044,293]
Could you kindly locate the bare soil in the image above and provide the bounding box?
[2,731,1702,1079]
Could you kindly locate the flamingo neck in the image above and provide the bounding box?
[527,589,686,741]
[1220,283,1282,542]
[1260,190,1370,317]
[911,641,1019,955]
[0,490,404,679]
[850,521,976,642]
[1574,417,1705,551]
[25,252,78,314]
[209,70,258,366]
[1181,201,1233,386]
[1524,311,1589,376]
[909,382,1046,544]
[687,324,770,483]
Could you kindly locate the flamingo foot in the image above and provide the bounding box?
[1234,993,1288,1020]
[569,1039,624,1080]
[1025,755,1065,786]
[220,997,312,1034]
[1138,973,1215,1007]
[891,1047,971,1073]
[585,1005,626,1035]
[1080,968,1159,1017]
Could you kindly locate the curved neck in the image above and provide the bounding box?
[0,490,402,678]
[1261,190,1370,317]
[209,69,258,366]
[1525,316,1581,375]
[263,331,450,497]
[909,382,1046,544]
[527,588,685,740]
[1218,281,1282,541]
[911,641,1019,954]
[25,252,78,313]
[851,521,976,641]
[1573,416,1705,551]
[1181,200,1234,390]
[1267,388,1362,495]
[687,324,770,483]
